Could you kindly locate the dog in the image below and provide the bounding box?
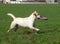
[7,11,48,33]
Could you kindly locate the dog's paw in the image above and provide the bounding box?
[33,30,40,34]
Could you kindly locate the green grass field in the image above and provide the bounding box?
[0,4,60,44]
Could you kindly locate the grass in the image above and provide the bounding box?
[0,4,60,44]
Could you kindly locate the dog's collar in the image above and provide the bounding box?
[34,14,37,17]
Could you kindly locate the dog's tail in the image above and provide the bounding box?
[7,13,16,20]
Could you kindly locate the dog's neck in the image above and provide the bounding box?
[28,13,36,22]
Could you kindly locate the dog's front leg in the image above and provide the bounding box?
[29,26,39,31]
[29,27,40,33]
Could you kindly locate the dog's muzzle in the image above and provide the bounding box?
[37,15,48,20]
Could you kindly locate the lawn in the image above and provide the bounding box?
[0,4,60,44]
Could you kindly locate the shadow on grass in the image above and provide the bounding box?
[22,28,60,34]
[39,28,60,34]
[4,28,60,35]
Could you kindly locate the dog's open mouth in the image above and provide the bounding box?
[37,15,48,20]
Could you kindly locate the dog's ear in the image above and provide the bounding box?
[33,11,38,16]
[34,11,37,13]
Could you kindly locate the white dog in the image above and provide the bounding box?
[7,11,47,33]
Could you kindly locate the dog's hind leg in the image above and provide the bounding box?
[7,22,16,33]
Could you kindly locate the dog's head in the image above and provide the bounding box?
[33,11,48,20]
